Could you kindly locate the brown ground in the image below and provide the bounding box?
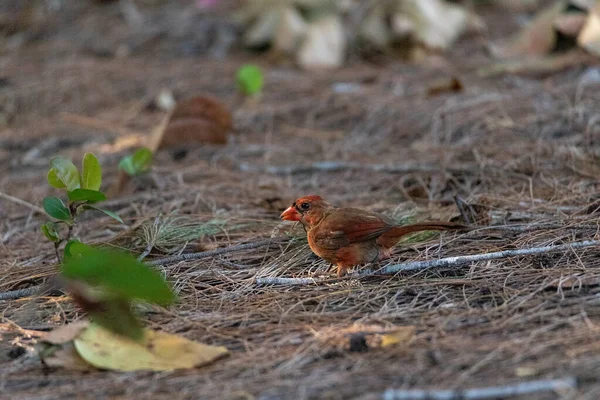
[2,1,600,399]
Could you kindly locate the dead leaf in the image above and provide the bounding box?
[491,1,566,59]
[360,3,391,48]
[380,326,416,347]
[394,0,480,50]
[315,324,416,352]
[578,3,600,56]
[297,15,346,69]
[42,321,89,345]
[274,6,307,54]
[427,76,463,96]
[38,321,93,371]
[243,8,281,48]
[73,323,228,371]
[554,12,588,37]
[156,96,233,150]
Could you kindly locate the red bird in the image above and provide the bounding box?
[281,195,465,277]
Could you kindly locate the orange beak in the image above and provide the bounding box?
[280,206,301,221]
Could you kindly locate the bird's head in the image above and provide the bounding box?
[280,195,332,226]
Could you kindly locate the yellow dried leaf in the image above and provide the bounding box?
[380,326,416,347]
[578,3,600,56]
[74,323,228,371]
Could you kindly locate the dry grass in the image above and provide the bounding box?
[3,1,600,399]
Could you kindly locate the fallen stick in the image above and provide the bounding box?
[238,161,466,175]
[254,240,600,286]
[148,238,286,266]
[382,377,576,400]
[0,191,46,215]
[372,239,600,275]
[255,277,317,285]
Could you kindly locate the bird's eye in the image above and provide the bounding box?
[300,202,310,211]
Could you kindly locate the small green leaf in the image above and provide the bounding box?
[41,222,60,243]
[47,169,66,189]
[68,189,107,204]
[50,157,81,191]
[236,64,264,96]
[64,239,82,260]
[61,244,176,306]
[83,205,124,224]
[43,197,71,222]
[81,153,102,191]
[118,156,135,175]
[119,148,153,176]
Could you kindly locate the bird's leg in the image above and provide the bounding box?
[326,263,335,272]
[336,265,348,278]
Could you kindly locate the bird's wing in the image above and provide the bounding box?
[311,208,392,250]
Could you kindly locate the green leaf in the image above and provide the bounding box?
[119,148,153,176]
[81,153,102,191]
[83,205,124,224]
[63,239,82,260]
[118,156,135,175]
[47,169,66,189]
[68,189,107,204]
[41,222,60,242]
[43,197,71,222]
[50,157,81,191]
[61,244,176,306]
[236,64,264,96]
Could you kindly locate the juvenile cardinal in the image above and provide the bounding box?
[281,195,465,277]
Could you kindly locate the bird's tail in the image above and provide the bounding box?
[377,222,466,249]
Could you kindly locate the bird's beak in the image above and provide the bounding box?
[280,206,301,221]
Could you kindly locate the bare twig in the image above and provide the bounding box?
[382,377,576,400]
[0,191,45,215]
[369,240,600,275]
[255,277,318,285]
[254,240,600,285]
[148,238,288,266]
[0,286,41,301]
[238,161,468,175]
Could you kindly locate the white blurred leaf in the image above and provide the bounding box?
[578,3,600,56]
[297,15,346,69]
[274,6,307,53]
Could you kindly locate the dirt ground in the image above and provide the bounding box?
[3,1,600,399]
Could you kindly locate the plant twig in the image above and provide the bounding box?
[238,161,467,175]
[255,277,318,285]
[367,240,600,275]
[0,191,45,215]
[148,238,287,266]
[254,240,600,285]
[0,286,42,301]
[382,377,576,400]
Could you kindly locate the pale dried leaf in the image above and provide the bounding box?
[360,4,391,48]
[243,8,281,48]
[554,12,587,37]
[297,15,346,69]
[578,4,600,56]
[74,323,229,371]
[274,6,307,53]
[41,342,93,371]
[380,326,416,347]
[492,1,566,59]
[395,0,474,50]
[41,321,90,345]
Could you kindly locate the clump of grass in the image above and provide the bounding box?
[138,214,246,255]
